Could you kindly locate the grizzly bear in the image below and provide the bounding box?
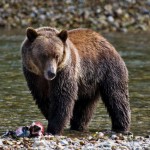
[21,27,131,135]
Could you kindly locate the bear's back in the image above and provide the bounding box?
[68,28,102,44]
[68,29,116,59]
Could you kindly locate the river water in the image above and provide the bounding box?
[0,29,149,136]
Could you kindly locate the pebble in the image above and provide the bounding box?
[115,8,123,16]
[59,139,69,145]
[107,16,115,23]
[39,14,46,21]
[0,139,4,146]
[111,134,118,140]
[98,132,104,138]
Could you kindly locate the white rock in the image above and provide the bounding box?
[115,8,123,16]
[88,136,93,140]
[60,139,69,146]
[98,132,104,138]
[0,139,4,146]
[107,16,114,23]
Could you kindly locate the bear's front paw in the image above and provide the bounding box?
[47,123,62,135]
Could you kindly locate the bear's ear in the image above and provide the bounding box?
[26,27,38,42]
[58,30,68,43]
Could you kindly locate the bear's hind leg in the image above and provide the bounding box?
[99,77,131,132]
[70,96,99,131]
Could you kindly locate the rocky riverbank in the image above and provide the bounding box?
[0,131,150,149]
[0,0,150,32]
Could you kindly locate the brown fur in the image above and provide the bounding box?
[21,27,131,135]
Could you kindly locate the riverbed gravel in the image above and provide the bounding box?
[0,0,150,32]
[0,131,150,149]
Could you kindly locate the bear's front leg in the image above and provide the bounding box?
[47,73,78,135]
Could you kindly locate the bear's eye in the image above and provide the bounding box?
[56,55,59,61]
[41,54,47,61]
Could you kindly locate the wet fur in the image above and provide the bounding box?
[21,27,131,135]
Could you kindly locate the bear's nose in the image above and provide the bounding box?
[47,70,56,79]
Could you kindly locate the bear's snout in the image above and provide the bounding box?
[44,66,56,80]
[44,60,57,80]
[47,70,56,80]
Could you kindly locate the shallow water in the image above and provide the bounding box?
[0,29,149,136]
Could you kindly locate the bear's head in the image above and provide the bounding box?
[21,27,69,80]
